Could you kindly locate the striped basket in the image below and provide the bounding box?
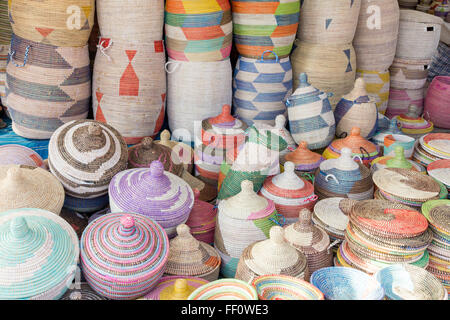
[165,0,232,61]
[166,58,232,143]
[291,40,356,108]
[156,129,195,174]
[427,42,450,82]
[6,34,90,139]
[353,0,400,71]
[61,283,108,300]
[0,144,45,168]
[394,106,434,135]
[233,51,292,126]
[92,38,166,145]
[251,275,324,300]
[386,87,424,118]
[0,44,7,105]
[187,279,258,300]
[356,69,391,115]
[297,0,361,45]
[232,0,300,59]
[390,58,431,90]
[9,0,94,47]
[383,134,417,159]
[283,141,324,175]
[0,0,11,105]
[424,76,450,129]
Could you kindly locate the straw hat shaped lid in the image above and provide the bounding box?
[0,208,79,300]
[218,180,276,220]
[0,165,65,214]
[0,145,45,168]
[288,73,329,103]
[185,189,217,232]
[284,209,331,253]
[242,226,308,276]
[284,141,324,169]
[386,147,413,169]
[165,224,221,277]
[48,120,128,198]
[128,137,184,176]
[313,198,354,234]
[373,168,440,201]
[143,277,209,300]
[320,148,359,172]
[330,127,378,155]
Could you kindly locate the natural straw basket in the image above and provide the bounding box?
[0,144,45,168]
[142,277,209,300]
[356,69,390,115]
[187,279,258,300]
[390,58,431,90]
[9,0,94,47]
[232,0,300,59]
[291,40,356,108]
[0,0,11,103]
[353,0,400,71]
[424,76,450,129]
[92,38,166,144]
[297,0,361,45]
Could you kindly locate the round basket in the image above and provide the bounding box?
[61,283,108,300]
[424,76,450,129]
[390,58,431,90]
[428,160,450,192]
[142,277,209,300]
[187,279,258,300]
[283,141,324,173]
[383,133,416,158]
[386,87,424,118]
[356,69,390,115]
[62,193,109,215]
[185,189,217,244]
[371,147,425,174]
[313,197,353,240]
[157,129,195,174]
[0,144,45,168]
[371,118,403,147]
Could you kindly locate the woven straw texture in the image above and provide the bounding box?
[9,0,94,47]
[61,283,108,300]
[390,58,431,90]
[356,69,390,115]
[291,40,356,108]
[386,87,424,118]
[157,129,195,174]
[109,161,194,238]
[0,144,45,168]
[185,191,217,244]
[424,76,450,129]
[313,197,353,242]
[187,279,258,300]
[297,0,361,45]
[5,34,90,139]
[428,159,450,189]
[0,44,7,101]
[97,0,164,41]
[232,0,300,59]
[165,0,232,61]
[371,118,403,146]
[0,0,11,101]
[383,133,417,158]
[0,208,79,300]
[63,193,109,215]
[353,0,399,71]
[167,58,232,142]
[283,141,324,173]
[48,120,128,199]
[142,276,209,300]
[92,39,166,144]
[233,53,291,126]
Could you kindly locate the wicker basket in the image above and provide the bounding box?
[61,283,108,300]
[92,39,166,144]
[251,275,324,300]
[371,118,404,147]
[291,40,356,108]
[390,58,431,90]
[353,0,400,71]
[142,277,209,300]
[427,42,450,82]
[395,105,434,135]
[383,134,416,158]
[398,0,418,9]
[424,76,450,129]
[0,144,45,168]
[298,0,361,45]
[0,0,11,104]
[386,87,424,118]
[283,141,324,174]
[185,189,218,244]
[157,129,195,174]
[187,279,258,300]
[356,69,391,115]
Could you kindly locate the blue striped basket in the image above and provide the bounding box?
[63,194,109,214]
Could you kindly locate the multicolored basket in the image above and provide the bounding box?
[428,159,450,192]
[61,283,108,300]
[424,76,450,129]
[390,58,431,90]
[371,146,425,174]
[187,279,258,300]
[0,0,11,103]
[371,118,404,147]
[283,141,324,175]
[142,277,209,300]
[383,133,416,158]
[0,144,45,168]
[386,87,424,118]
[355,69,391,115]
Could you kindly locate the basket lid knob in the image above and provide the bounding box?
[387,146,412,169]
[275,115,286,129]
[193,188,200,200]
[88,123,103,136]
[210,105,235,124]
[141,137,154,150]
[10,216,30,239]
[298,208,312,226]
[406,105,421,118]
[176,224,191,238]
[149,160,165,177]
[160,130,171,142]
[170,279,191,299]
[350,127,361,137]
[299,141,308,150]
[240,180,254,194]
[120,215,135,229]
[269,226,285,244]
[299,73,309,87]
[284,161,295,174]
[69,291,83,300]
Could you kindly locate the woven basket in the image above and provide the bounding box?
[61,283,108,300]
[92,38,166,144]
[395,105,434,134]
[97,0,164,41]
[185,189,218,244]
[0,144,45,168]
[427,160,450,191]
[334,78,379,139]
[291,41,356,108]
[298,0,361,45]
[0,208,79,300]
[48,120,128,199]
[166,58,232,142]
[428,42,450,82]
[109,160,194,238]
[383,134,416,158]
[232,0,299,59]
[235,226,309,282]
[371,118,404,147]
[0,44,7,104]
[157,129,195,174]
[396,9,443,60]
[233,52,292,126]
[63,194,109,215]
[0,165,64,214]
[424,76,450,129]
[390,58,431,90]
[313,197,353,241]
[187,279,258,300]
[165,0,232,61]
[0,0,11,103]
[214,180,281,278]
[80,213,169,300]
[272,114,297,160]
[286,73,335,150]
[386,87,424,118]
[142,277,209,300]
[356,69,390,115]
[9,0,94,47]
[353,0,400,71]
[6,34,90,139]
[398,0,418,8]
[283,141,324,173]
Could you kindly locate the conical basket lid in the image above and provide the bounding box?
[290,73,325,99]
[143,277,209,300]
[386,146,412,169]
[330,127,378,155]
[284,141,324,168]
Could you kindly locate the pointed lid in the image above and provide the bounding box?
[246,125,288,152]
[320,148,359,171]
[209,105,236,126]
[331,127,378,155]
[273,115,297,148]
[291,73,325,99]
[271,162,305,190]
[342,78,371,103]
[386,146,413,169]
[284,141,324,166]
[143,277,210,300]
[165,224,221,277]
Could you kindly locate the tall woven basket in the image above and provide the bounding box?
[92,38,166,144]
[424,76,450,129]
[9,0,94,47]
[386,87,424,118]
[390,58,431,90]
[297,0,361,45]
[166,58,232,142]
[6,34,90,139]
[165,0,232,61]
[291,40,356,108]
[233,51,292,126]
[0,0,11,105]
[232,0,300,59]
[356,69,390,115]
[353,0,400,71]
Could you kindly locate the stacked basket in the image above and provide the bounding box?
[394,104,434,135]
[428,159,450,196]
[0,144,45,168]
[413,132,450,167]
[0,0,11,106]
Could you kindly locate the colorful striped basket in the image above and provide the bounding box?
[291,41,356,109]
[0,208,79,300]
[251,275,324,300]
[424,76,450,129]
[297,0,361,45]
[427,42,450,82]
[185,189,217,244]
[355,69,391,115]
[283,141,324,177]
[165,0,232,61]
[142,277,209,300]
[109,160,194,238]
[235,226,309,282]
[233,51,292,126]
[386,87,424,118]
[6,34,91,139]
[371,118,403,147]
[428,159,450,192]
[383,134,416,158]
[232,0,300,59]
[187,279,258,300]
[371,146,425,174]
[0,144,45,168]
[395,105,434,135]
[214,180,281,278]
[80,213,170,300]
[390,58,431,90]
[92,38,167,144]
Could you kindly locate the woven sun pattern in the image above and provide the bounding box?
[48,120,128,199]
[356,69,391,115]
[9,0,94,47]
[310,267,385,300]
[251,275,324,300]
[142,276,209,300]
[0,144,45,168]
[80,213,170,300]
[92,39,167,144]
[61,283,108,300]
[165,0,232,62]
[185,189,218,244]
[187,279,258,300]
[232,0,300,59]
[5,34,91,139]
[0,208,79,300]
[233,52,292,127]
[424,76,450,129]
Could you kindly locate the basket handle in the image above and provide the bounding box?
[360,147,370,161]
[97,39,113,61]
[327,239,342,254]
[325,174,339,185]
[352,154,363,164]
[165,60,181,74]
[260,50,279,63]
[9,45,31,68]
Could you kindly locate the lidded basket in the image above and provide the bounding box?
[371,118,404,147]
[185,189,217,244]
[283,141,324,174]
